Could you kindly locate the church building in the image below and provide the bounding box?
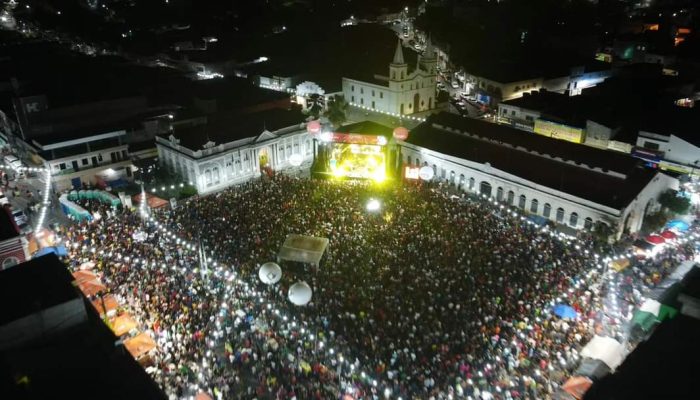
[342,39,438,115]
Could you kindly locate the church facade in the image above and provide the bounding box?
[342,40,437,115]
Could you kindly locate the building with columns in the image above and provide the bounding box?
[399,113,678,237]
[156,109,313,194]
[342,39,438,115]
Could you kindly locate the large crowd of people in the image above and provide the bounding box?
[56,175,694,400]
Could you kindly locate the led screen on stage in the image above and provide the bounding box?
[329,143,386,182]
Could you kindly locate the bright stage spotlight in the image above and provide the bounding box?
[366,198,381,212]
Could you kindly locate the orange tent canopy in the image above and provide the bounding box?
[196,393,213,400]
[77,279,107,297]
[91,294,119,316]
[562,376,593,400]
[109,313,138,337]
[72,270,98,285]
[133,193,169,209]
[124,332,157,359]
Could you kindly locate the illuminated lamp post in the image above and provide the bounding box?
[307,120,322,165]
[393,126,409,174]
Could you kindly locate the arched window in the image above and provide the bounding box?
[507,190,515,205]
[450,171,456,185]
[556,207,565,223]
[569,212,579,227]
[584,217,593,230]
[543,203,551,218]
[518,194,526,209]
[480,181,492,197]
[212,167,220,184]
[469,177,475,190]
[530,199,539,214]
[497,187,504,201]
[459,174,465,189]
[407,155,412,165]
[205,169,212,186]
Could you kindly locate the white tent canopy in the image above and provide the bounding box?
[580,335,625,370]
[278,234,329,265]
[639,299,661,316]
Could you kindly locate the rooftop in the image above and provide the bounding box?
[502,90,611,129]
[406,113,656,209]
[0,257,165,400]
[166,107,306,151]
[0,255,79,327]
[0,207,20,242]
[335,121,394,137]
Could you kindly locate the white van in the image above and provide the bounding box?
[3,155,22,170]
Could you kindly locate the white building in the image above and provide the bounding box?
[156,109,313,194]
[31,129,134,192]
[342,39,437,115]
[399,113,677,237]
[633,108,700,175]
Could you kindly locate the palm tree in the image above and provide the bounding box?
[323,95,348,128]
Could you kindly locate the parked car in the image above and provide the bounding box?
[3,155,22,170]
[11,208,28,226]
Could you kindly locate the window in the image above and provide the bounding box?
[81,159,88,166]
[407,156,412,165]
[525,116,534,122]
[372,101,375,109]
[98,154,103,162]
[480,181,492,197]
[400,104,404,114]
[556,207,565,223]
[515,86,520,92]
[584,217,593,230]
[205,170,212,186]
[530,199,539,213]
[511,111,516,116]
[372,90,375,97]
[507,190,515,205]
[518,194,526,209]
[360,98,364,105]
[351,96,355,103]
[60,163,66,170]
[497,187,504,201]
[213,167,220,184]
[643,141,660,150]
[380,92,383,99]
[502,109,507,115]
[469,177,475,190]
[543,203,551,218]
[351,85,354,91]
[569,212,579,227]
[360,88,363,94]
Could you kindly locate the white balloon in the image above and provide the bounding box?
[288,281,313,306]
[289,153,303,167]
[259,262,282,285]
[419,166,434,181]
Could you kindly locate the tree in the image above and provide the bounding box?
[323,95,348,128]
[591,220,616,249]
[642,211,668,233]
[658,189,691,215]
[305,94,323,120]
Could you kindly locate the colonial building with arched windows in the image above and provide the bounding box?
[156,109,313,194]
[342,39,438,116]
[399,112,678,238]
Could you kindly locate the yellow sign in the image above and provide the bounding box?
[534,119,585,144]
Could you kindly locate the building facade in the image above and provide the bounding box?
[342,40,437,115]
[399,114,678,237]
[157,124,314,194]
[635,131,700,175]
